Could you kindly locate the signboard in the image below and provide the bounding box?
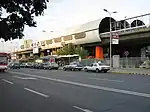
[124,51,129,57]
[112,39,119,44]
[33,47,39,54]
[112,32,119,44]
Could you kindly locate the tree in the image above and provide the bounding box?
[0,0,49,41]
[56,44,89,59]
[56,43,75,55]
[75,45,89,59]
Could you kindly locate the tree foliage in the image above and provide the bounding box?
[0,0,49,41]
[56,43,75,55]
[75,45,89,59]
[56,43,89,59]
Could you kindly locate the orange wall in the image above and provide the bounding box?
[95,46,104,59]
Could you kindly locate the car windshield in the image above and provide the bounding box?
[98,63,106,66]
[0,56,7,64]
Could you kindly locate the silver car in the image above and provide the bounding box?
[43,62,59,70]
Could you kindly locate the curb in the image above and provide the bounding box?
[111,72,150,76]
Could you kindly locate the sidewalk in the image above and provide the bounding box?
[111,68,150,76]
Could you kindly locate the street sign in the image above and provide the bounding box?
[124,51,129,57]
[112,32,119,44]
[112,39,119,44]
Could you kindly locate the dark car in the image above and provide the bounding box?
[9,63,20,69]
[34,63,44,69]
[63,63,83,71]
[20,63,26,68]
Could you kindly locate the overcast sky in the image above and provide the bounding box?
[0,0,150,52]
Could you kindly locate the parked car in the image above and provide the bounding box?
[9,63,21,69]
[84,62,110,73]
[63,62,83,71]
[20,63,26,68]
[26,63,33,68]
[36,63,44,69]
[43,62,59,70]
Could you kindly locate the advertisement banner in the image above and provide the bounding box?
[33,47,39,54]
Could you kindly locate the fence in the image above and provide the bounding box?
[119,57,146,68]
[80,57,149,68]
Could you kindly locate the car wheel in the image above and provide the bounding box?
[96,68,99,73]
[103,70,107,73]
[84,68,88,72]
[63,67,66,71]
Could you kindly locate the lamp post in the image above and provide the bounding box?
[1,40,4,52]
[103,9,117,69]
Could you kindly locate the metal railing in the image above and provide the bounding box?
[80,57,149,68]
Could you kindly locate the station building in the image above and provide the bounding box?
[14,15,150,61]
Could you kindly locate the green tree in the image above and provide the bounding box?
[56,43,75,55]
[0,0,49,41]
[75,45,89,59]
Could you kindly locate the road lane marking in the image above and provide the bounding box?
[2,79,13,84]
[10,71,150,98]
[62,74,74,77]
[14,76,37,80]
[24,88,49,98]
[73,106,93,112]
[89,77,124,83]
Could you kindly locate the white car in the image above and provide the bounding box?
[84,62,110,73]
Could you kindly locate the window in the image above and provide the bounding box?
[93,63,97,66]
[89,64,93,66]
[54,37,62,43]
[74,32,86,39]
[0,56,7,64]
[63,35,72,41]
[46,40,52,45]
[41,41,45,46]
[98,63,105,66]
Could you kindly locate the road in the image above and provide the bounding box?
[1,68,150,112]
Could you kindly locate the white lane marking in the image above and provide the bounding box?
[73,106,93,112]
[10,71,150,98]
[62,74,74,77]
[2,79,13,84]
[24,88,49,98]
[14,76,37,80]
[89,77,124,83]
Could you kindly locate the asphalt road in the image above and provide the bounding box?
[1,68,150,112]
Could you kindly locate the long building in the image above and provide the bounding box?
[14,13,150,61]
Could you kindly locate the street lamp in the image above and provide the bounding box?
[1,40,4,52]
[103,9,117,69]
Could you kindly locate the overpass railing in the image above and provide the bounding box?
[100,13,150,38]
[100,25,150,38]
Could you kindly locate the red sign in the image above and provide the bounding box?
[112,32,119,39]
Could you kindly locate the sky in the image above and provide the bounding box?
[0,0,150,52]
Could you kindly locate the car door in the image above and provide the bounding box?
[87,64,93,71]
[91,63,97,71]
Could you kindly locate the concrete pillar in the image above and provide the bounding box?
[95,46,104,59]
